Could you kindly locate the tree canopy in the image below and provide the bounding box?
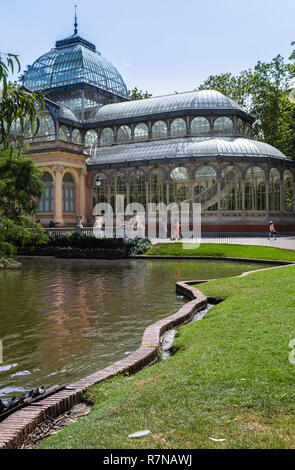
[0,147,44,220]
[199,43,295,158]
[0,53,46,255]
[0,53,43,148]
[129,87,152,100]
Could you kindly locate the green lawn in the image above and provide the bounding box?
[145,243,295,262]
[38,261,295,449]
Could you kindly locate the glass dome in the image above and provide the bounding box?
[88,137,288,166]
[23,34,129,100]
[88,90,245,123]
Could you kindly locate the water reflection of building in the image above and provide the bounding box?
[15,14,295,233]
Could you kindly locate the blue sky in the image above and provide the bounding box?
[1,0,294,96]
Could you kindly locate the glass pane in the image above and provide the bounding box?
[214,117,234,136]
[170,118,186,137]
[190,117,210,135]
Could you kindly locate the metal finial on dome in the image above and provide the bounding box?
[74,4,78,35]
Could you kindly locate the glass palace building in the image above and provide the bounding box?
[18,22,295,233]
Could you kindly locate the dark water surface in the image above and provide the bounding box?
[0,257,266,398]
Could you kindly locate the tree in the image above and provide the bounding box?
[0,146,47,256]
[0,53,46,256]
[199,44,295,158]
[0,53,43,148]
[0,147,44,220]
[129,87,152,100]
[199,71,251,108]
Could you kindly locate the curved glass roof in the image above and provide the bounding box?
[23,34,129,99]
[59,104,80,121]
[88,90,245,123]
[87,137,287,166]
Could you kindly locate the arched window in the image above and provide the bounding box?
[245,123,252,138]
[214,117,234,136]
[93,173,108,207]
[117,173,127,198]
[100,127,115,145]
[257,182,266,210]
[245,167,266,211]
[237,119,244,135]
[152,121,168,138]
[190,117,210,135]
[149,169,165,204]
[85,130,98,147]
[59,125,70,142]
[62,173,75,213]
[284,170,293,212]
[134,123,149,141]
[117,125,131,143]
[269,168,281,211]
[110,172,127,210]
[129,171,146,208]
[38,172,54,213]
[194,166,217,211]
[31,113,56,142]
[72,129,82,144]
[221,166,242,210]
[169,167,189,204]
[12,111,56,144]
[177,186,188,201]
[170,118,186,137]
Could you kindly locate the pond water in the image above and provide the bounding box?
[0,257,267,399]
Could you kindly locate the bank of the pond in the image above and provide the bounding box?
[0,257,22,269]
[145,243,295,262]
[2,257,264,403]
[37,257,295,449]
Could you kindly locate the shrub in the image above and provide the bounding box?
[47,231,126,249]
[0,218,49,247]
[128,237,152,256]
[0,241,16,256]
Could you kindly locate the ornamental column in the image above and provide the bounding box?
[217,177,221,216]
[107,177,111,204]
[145,179,149,215]
[191,179,194,205]
[126,182,130,206]
[166,175,170,205]
[53,165,64,226]
[241,178,245,212]
[79,168,87,222]
[266,179,270,217]
[280,181,284,213]
[148,121,152,139]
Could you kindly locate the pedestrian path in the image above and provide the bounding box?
[151,236,295,251]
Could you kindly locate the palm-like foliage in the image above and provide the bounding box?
[0,53,44,148]
[0,53,46,257]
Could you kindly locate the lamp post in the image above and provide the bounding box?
[95,176,102,188]
[95,176,102,202]
[95,176,102,205]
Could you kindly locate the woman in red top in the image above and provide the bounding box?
[268,221,277,240]
[172,221,180,241]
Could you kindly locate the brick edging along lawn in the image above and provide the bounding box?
[0,282,207,449]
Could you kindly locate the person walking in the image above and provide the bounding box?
[268,221,277,240]
[172,221,180,241]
